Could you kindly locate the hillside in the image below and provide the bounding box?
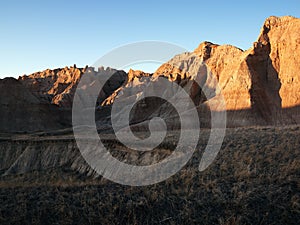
[0,16,299,133]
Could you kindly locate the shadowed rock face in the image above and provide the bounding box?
[257,16,300,107]
[0,67,127,133]
[0,78,67,133]
[150,16,300,126]
[0,16,299,133]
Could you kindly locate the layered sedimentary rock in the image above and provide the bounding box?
[0,67,127,133]
[19,65,127,109]
[101,69,152,106]
[0,16,299,132]
[19,65,83,107]
[0,78,67,132]
[148,16,300,126]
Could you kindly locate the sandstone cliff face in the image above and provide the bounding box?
[19,66,83,107]
[244,16,300,125]
[1,16,299,132]
[146,45,256,126]
[19,66,127,109]
[256,16,300,107]
[0,66,127,133]
[149,16,300,126]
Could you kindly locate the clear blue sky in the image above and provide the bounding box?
[0,0,299,78]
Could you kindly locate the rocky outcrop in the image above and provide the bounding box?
[1,16,299,132]
[19,65,83,107]
[101,69,152,106]
[0,78,68,133]
[0,66,127,133]
[19,65,127,109]
[256,16,300,108]
[147,16,300,126]
[242,16,300,125]
[0,134,178,176]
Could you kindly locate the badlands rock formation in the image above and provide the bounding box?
[0,78,66,132]
[0,16,299,133]
[150,16,300,126]
[19,65,127,109]
[0,66,127,133]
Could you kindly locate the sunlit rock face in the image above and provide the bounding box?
[151,16,300,126]
[0,16,299,133]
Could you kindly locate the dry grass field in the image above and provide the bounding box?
[0,126,299,224]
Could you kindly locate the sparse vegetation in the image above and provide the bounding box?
[0,126,299,224]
